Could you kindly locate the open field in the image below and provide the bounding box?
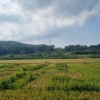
[0,58,100,100]
[0,58,100,63]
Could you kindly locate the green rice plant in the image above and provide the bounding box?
[52,75,70,82]
[33,64,47,71]
[12,63,20,66]
[0,72,25,90]
[23,64,47,71]
[0,59,100,100]
[45,61,51,65]
[16,72,26,79]
[0,72,35,90]
[0,64,14,69]
[55,63,68,73]
[12,72,35,89]
[47,75,70,91]
[55,63,67,68]
[47,74,100,92]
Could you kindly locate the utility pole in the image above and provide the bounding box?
[49,39,50,46]
[49,39,51,56]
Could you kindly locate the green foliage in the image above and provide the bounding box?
[89,54,100,58]
[0,41,55,56]
[0,72,35,90]
[0,41,100,59]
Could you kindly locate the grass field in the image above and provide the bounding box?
[0,58,100,100]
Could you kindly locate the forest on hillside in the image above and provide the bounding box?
[0,41,100,59]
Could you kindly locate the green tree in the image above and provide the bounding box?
[20,49,25,55]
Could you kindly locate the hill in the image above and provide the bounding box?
[0,41,55,56]
[0,41,100,58]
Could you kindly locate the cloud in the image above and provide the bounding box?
[53,0,99,17]
[0,0,22,23]
[17,0,53,10]
[0,0,100,46]
[16,0,100,27]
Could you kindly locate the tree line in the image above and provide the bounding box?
[0,41,100,56]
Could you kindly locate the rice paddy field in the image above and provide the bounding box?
[0,58,100,100]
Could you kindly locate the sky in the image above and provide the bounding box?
[0,0,100,47]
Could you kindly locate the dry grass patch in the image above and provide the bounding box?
[0,58,100,64]
[69,73,83,79]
